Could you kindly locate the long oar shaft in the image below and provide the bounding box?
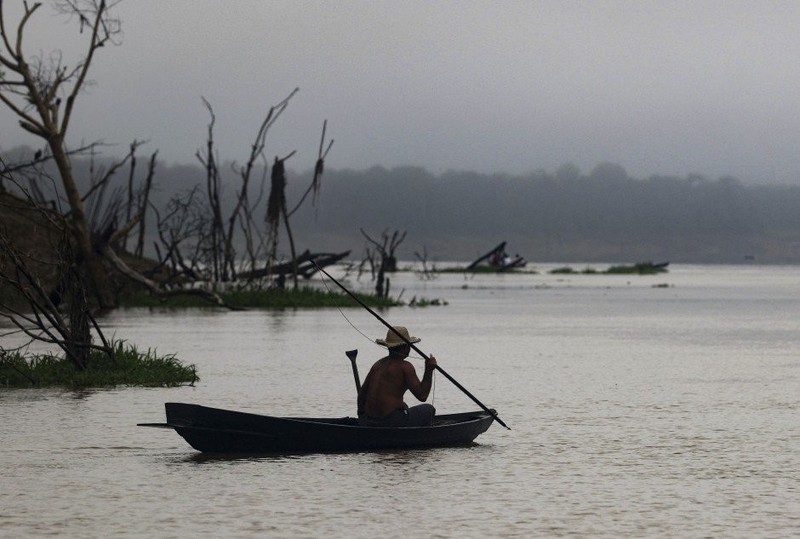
[314,263,510,430]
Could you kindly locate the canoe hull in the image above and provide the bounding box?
[160,402,495,454]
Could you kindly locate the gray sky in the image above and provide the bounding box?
[3,0,800,183]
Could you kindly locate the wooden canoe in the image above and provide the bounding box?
[139,402,496,454]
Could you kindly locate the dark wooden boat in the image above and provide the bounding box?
[139,402,496,454]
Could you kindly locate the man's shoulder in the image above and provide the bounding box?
[399,359,416,372]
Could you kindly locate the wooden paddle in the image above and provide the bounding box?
[313,262,511,430]
[345,349,361,393]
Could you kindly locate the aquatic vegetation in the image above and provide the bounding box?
[549,263,667,275]
[0,341,198,389]
[120,286,401,309]
[604,262,669,275]
[434,265,533,274]
[549,266,597,274]
[407,296,449,307]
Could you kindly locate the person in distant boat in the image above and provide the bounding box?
[357,326,437,427]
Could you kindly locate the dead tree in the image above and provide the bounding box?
[238,167,268,272]
[134,150,157,257]
[414,246,437,280]
[231,89,298,276]
[0,0,129,308]
[466,241,508,270]
[0,142,166,359]
[118,140,158,256]
[195,90,299,282]
[150,186,205,281]
[195,99,227,282]
[0,184,112,369]
[265,120,333,289]
[360,228,407,297]
[266,154,297,288]
[76,141,157,256]
[237,249,350,280]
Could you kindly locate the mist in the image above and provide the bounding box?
[3,2,800,184]
[7,144,799,264]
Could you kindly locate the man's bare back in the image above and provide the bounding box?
[357,346,436,418]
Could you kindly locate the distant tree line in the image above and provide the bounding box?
[288,163,800,263]
[7,147,800,263]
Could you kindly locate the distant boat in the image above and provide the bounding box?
[139,402,496,454]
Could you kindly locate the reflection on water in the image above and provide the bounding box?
[1,264,799,537]
[172,445,487,465]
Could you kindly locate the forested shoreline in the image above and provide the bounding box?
[287,164,800,263]
[6,146,800,263]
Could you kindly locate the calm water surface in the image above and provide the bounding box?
[2,264,799,537]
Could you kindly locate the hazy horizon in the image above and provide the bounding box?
[9,151,800,264]
[3,1,800,185]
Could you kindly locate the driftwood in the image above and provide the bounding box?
[102,246,241,310]
[466,241,526,271]
[238,250,351,280]
[466,241,507,270]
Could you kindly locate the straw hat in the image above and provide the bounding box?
[376,326,420,348]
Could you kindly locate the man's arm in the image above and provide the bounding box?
[403,355,437,401]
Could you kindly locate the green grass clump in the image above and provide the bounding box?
[605,263,668,275]
[224,286,400,308]
[549,266,598,274]
[550,263,667,275]
[437,265,531,274]
[0,341,198,389]
[120,286,401,309]
[407,296,449,307]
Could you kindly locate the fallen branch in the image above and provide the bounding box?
[102,246,242,310]
[238,250,351,280]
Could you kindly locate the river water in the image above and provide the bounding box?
[1,264,799,538]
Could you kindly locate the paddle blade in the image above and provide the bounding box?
[345,350,361,393]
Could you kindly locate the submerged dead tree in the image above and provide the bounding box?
[150,185,206,283]
[265,119,333,289]
[233,90,300,275]
[151,91,333,291]
[195,90,297,282]
[195,99,227,281]
[133,149,157,258]
[266,154,290,283]
[360,228,407,298]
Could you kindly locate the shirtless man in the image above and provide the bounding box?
[357,326,437,427]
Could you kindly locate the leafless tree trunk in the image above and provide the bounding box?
[414,246,437,280]
[266,154,294,287]
[150,186,206,282]
[360,228,407,297]
[0,0,129,308]
[134,150,157,257]
[229,89,298,277]
[266,120,333,289]
[195,98,227,282]
[124,142,138,252]
[0,185,111,369]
